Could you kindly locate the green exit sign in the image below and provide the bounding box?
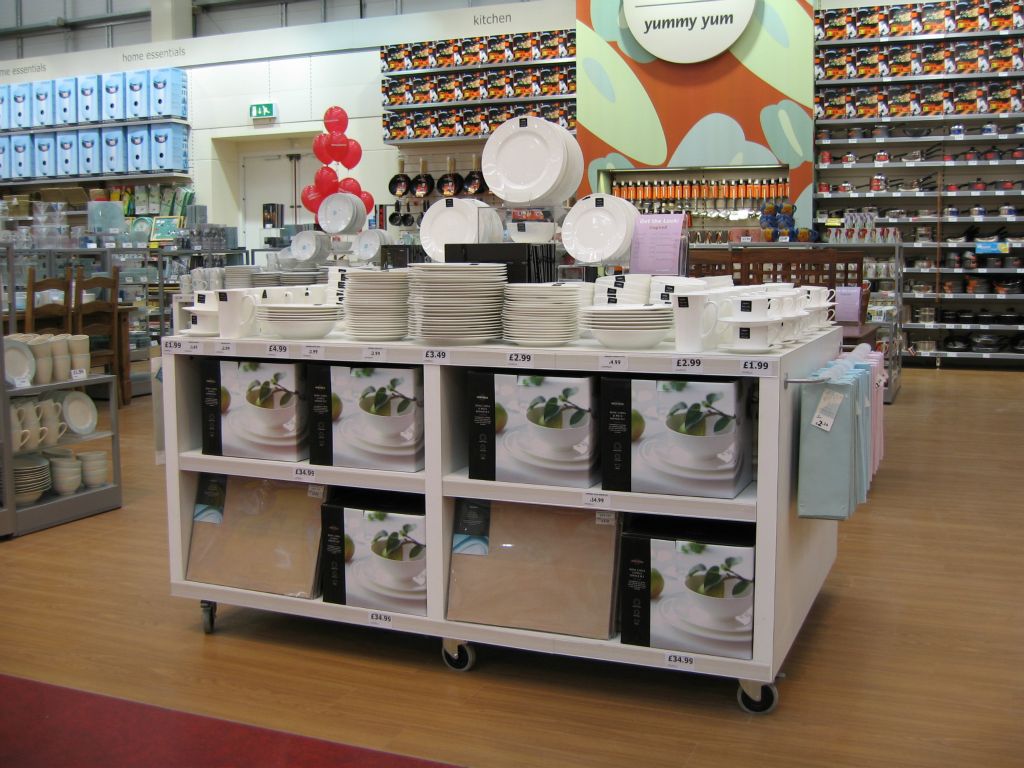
[249,102,277,120]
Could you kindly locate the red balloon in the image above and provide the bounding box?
[358,191,374,214]
[339,177,362,195]
[314,165,339,196]
[340,138,362,170]
[312,133,332,165]
[324,106,349,134]
[327,131,349,163]
[300,184,323,213]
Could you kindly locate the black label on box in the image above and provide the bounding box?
[739,327,751,340]
[454,499,491,555]
[600,376,631,491]
[320,502,347,604]
[466,371,496,481]
[660,292,671,301]
[613,275,626,287]
[677,295,689,308]
[306,363,333,466]
[740,300,752,313]
[619,534,651,647]
[200,357,223,455]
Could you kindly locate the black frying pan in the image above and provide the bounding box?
[388,158,412,197]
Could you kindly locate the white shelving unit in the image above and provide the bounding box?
[162,329,842,710]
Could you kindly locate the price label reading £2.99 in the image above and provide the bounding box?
[506,351,533,368]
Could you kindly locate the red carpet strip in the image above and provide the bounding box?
[0,674,458,768]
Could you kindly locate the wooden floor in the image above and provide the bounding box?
[0,368,1021,767]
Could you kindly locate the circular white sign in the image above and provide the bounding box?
[622,0,756,64]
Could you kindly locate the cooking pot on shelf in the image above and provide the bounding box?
[981,122,999,136]
[982,147,1002,161]
[841,151,859,163]
[945,252,961,268]
[1013,336,1024,352]
[949,123,967,137]
[818,150,833,165]
[969,205,988,216]
[941,310,958,323]
[944,278,966,293]
[982,255,1004,268]
[817,181,834,193]
[994,279,1023,294]
[969,333,1007,352]
[839,180,857,192]
[1000,310,1022,325]
[874,150,891,163]
[944,206,961,216]
[976,308,996,324]
[999,204,1018,216]
[966,277,993,294]
[1010,146,1024,160]
[962,147,981,161]
[816,128,832,140]
[943,336,970,352]
[915,340,938,353]
[1004,255,1024,268]
[969,178,988,191]
[961,252,978,269]
[870,173,889,192]
[945,182,967,191]
[957,310,976,323]
[847,127,867,139]
[870,125,890,138]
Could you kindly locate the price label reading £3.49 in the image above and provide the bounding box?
[422,348,448,363]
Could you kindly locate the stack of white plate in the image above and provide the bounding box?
[419,198,503,262]
[503,282,581,347]
[482,115,584,205]
[256,304,344,340]
[251,271,281,287]
[580,304,674,350]
[408,263,507,344]
[351,229,395,265]
[591,274,652,305]
[224,265,260,289]
[13,455,51,506]
[287,230,332,267]
[343,270,410,342]
[562,194,640,265]
[280,270,322,286]
[648,276,709,303]
[318,193,367,235]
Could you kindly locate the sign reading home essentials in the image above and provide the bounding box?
[622,0,756,64]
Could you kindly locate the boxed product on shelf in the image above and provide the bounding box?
[0,136,9,180]
[102,72,125,122]
[185,473,322,599]
[101,127,127,175]
[77,130,100,174]
[55,77,77,125]
[201,358,308,462]
[150,123,188,171]
[11,82,31,129]
[0,84,9,130]
[466,371,599,489]
[126,125,149,173]
[150,68,187,118]
[446,498,619,639]
[32,133,56,178]
[11,134,33,178]
[77,75,100,123]
[31,80,54,128]
[619,515,755,660]
[125,70,150,119]
[600,377,753,499]
[306,364,424,473]
[320,487,427,615]
[988,38,1020,72]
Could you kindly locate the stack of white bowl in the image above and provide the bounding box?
[77,451,110,489]
[648,276,710,304]
[49,454,83,496]
[251,271,281,288]
[580,304,674,350]
[255,303,344,340]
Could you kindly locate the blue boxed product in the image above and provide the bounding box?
[11,83,32,129]
[126,125,149,173]
[33,133,57,177]
[0,136,10,180]
[78,130,100,174]
[101,127,126,175]
[32,80,54,127]
[77,75,100,122]
[149,68,187,118]
[101,72,125,121]
[11,134,33,178]
[0,85,9,130]
[55,77,77,125]
[150,123,188,171]
[56,131,78,176]
[125,70,149,118]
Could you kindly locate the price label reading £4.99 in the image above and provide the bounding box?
[266,343,290,358]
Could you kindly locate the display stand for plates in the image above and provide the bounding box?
[162,327,842,712]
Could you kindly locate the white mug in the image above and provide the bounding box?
[37,399,62,421]
[22,424,49,451]
[728,320,783,351]
[68,335,90,355]
[673,292,720,353]
[194,290,218,308]
[804,286,836,307]
[763,282,795,293]
[16,402,42,428]
[216,289,257,339]
[731,294,775,320]
[41,420,67,446]
[259,286,291,303]
[13,429,31,452]
[33,356,53,385]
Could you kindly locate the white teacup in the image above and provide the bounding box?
[37,399,62,421]
[731,294,776,321]
[726,320,783,351]
[68,334,90,355]
[217,289,257,338]
[22,424,49,451]
[673,292,720,354]
[41,420,67,446]
[763,282,796,293]
[804,286,836,307]
[28,336,52,359]
[13,429,31,452]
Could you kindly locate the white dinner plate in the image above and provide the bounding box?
[482,116,568,203]
[4,339,36,386]
[562,194,638,264]
[62,392,98,435]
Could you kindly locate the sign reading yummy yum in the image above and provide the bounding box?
[622,0,756,64]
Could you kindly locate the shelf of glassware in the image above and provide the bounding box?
[162,330,841,689]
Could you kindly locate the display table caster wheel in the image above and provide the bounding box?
[201,600,217,635]
[737,680,779,714]
[441,639,476,672]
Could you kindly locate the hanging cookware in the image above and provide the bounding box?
[437,156,464,197]
[416,199,429,226]
[411,158,434,198]
[401,204,416,227]
[389,201,403,226]
[464,154,488,195]
[388,158,412,197]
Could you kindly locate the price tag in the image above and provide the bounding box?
[842,162,854,168]
[293,466,317,481]
[973,216,985,222]
[215,340,236,355]
[422,348,448,363]
[582,491,611,509]
[185,340,204,355]
[162,338,183,354]
[599,354,627,371]
[301,344,324,360]
[811,389,845,432]
[266,342,290,358]
[874,161,886,166]
[362,346,386,362]
[664,652,696,670]
[595,511,616,525]
[983,353,992,359]
[368,611,393,628]
[988,160,1000,165]
[778,236,791,242]
[307,484,325,499]
[968,160,979,166]
[971,191,982,196]
[13,374,31,388]
[71,368,88,381]
[905,160,916,166]
[673,357,703,371]
[506,351,534,368]
[740,236,752,243]
[124,276,135,283]
[741,359,772,372]
[86,242,98,249]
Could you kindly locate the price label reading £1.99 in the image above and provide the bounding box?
[162,339,183,354]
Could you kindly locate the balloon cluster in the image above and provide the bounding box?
[301,106,374,219]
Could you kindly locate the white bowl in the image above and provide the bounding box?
[685,574,754,621]
[355,394,417,441]
[260,319,337,340]
[371,541,426,587]
[243,387,297,430]
[664,414,737,460]
[524,406,591,451]
[591,327,671,350]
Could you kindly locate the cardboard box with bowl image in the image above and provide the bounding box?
[306,364,424,473]
[320,487,427,616]
[619,515,755,660]
[600,376,753,499]
[201,358,307,462]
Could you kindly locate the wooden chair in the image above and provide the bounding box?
[73,265,126,406]
[25,267,73,333]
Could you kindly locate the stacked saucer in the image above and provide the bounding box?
[343,269,410,342]
[13,455,51,506]
[580,304,674,350]
[503,283,581,347]
[408,263,507,344]
[280,270,322,286]
[251,271,281,288]
[256,303,344,340]
[592,274,651,305]
[224,265,260,289]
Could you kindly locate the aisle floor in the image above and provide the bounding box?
[0,368,1021,768]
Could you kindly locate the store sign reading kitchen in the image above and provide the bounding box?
[623,0,755,64]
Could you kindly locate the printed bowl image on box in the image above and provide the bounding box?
[150,123,188,171]
[125,70,150,118]
[467,372,599,489]
[0,84,9,131]
[620,531,754,660]
[32,80,54,128]
[77,75,100,123]
[307,365,424,472]
[126,126,149,173]
[55,77,77,125]
[201,358,308,462]
[149,68,187,118]
[601,377,753,498]
[0,136,9,180]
